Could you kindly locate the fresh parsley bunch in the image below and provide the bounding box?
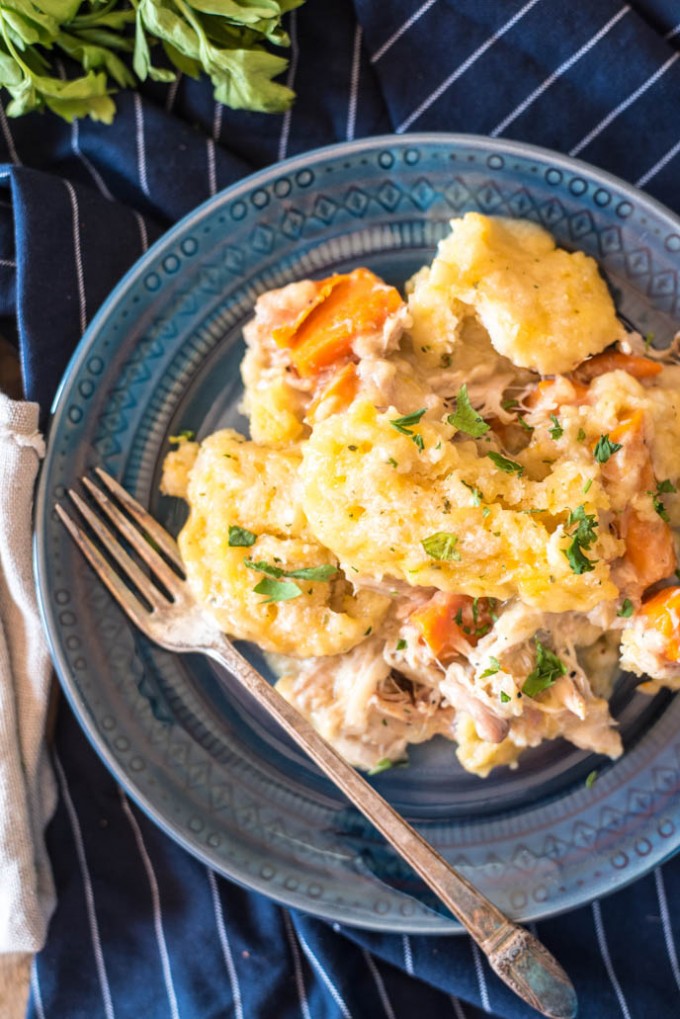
[0,0,302,123]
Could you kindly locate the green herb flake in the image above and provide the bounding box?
[583,478,593,494]
[228,525,257,548]
[500,691,511,703]
[422,532,462,561]
[487,451,525,476]
[253,577,302,603]
[461,480,483,506]
[480,656,501,679]
[447,384,490,438]
[522,639,567,698]
[390,408,427,451]
[368,758,394,776]
[501,397,520,411]
[617,598,634,618]
[593,434,623,463]
[585,769,598,789]
[563,504,599,575]
[517,416,534,433]
[245,559,338,582]
[649,479,677,522]
[387,457,399,468]
[396,638,408,651]
[549,414,564,440]
[644,331,655,351]
[577,428,587,443]
[168,429,196,444]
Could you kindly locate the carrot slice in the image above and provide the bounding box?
[306,362,359,423]
[619,509,676,593]
[638,586,680,661]
[574,350,662,382]
[272,268,403,377]
[411,592,494,662]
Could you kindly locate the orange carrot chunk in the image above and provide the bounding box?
[306,362,359,422]
[620,509,677,593]
[272,268,403,377]
[639,586,680,662]
[524,377,589,410]
[574,350,662,383]
[411,592,494,662]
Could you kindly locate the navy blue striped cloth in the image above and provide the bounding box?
[3,1,680,1016]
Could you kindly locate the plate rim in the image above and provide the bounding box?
[35,132,680,932]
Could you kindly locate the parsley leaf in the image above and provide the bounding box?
[617,599,634,618]
[228,525,257,548]
[422,532,462,561]
[396,638,408,651]
[245,559,338,582]
[461,480,483,506]
[585,769,598,788]
[593,434,623,463]
[576,427,586,442]
[523,639,566,697]
[480,656,501,678]
[448,384,489,437]
[253,577,302,603]
[487,451,524,476]
[391,408,426,451]
[549,414,564,440]
[500,691,511,703]
[517,415,534,433]
[169,429,196,443]
[649,479,677,522]
[368,758,395,776]
[563,504,599,575]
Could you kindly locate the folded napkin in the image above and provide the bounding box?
[0,396,55,1018]
[1,2,680,1018]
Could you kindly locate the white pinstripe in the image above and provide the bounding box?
[346,25,362,142]
[371,0,439,64]
[278,9,300,161]
[134,210,149,254]
[470,940,491,1013]
[362,949,396,1019]
[134,93,150,197]
[72,118,114,199]
[396,0,544,133]
[54,754,116,1019]
[206,868,244,1019]
[570,52,680,156]
[450,996,468,1019]
[64,180,87,335]
[119,790,180,1019]
[0,101,21,165]
[491,5,630,137]
[0,257,16,267]
[401,933,414,975]
[592,899,632,1019]
[283,912,312,1019]
[636,135,680,187]
[165,74,182,112]
[297,927,353,1019]
[30,959,46,1019]
[665,22,680,41]
[654,866,680,993]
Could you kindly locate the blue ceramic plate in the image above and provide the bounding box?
[35,135,680,932]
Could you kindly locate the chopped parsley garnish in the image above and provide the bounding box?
[593,434,623,463]
[576,428,586,443]
[228,525,257,548]
[168,429,196,443]
[617,599,634,618]
[480,656,501,678]
[422,532,461,561]
[461,480,483,506]
[368,758,395,776]
[644,331,655,351]
[245,559,338,582]
[585,769,598,789]
[391,408,426,451]
[583,478,593,494]
[500,691,511,703]
[563,504,599,575]
[396,639,408,651]
[649,479,677,521]
[549,414,564,440]
[517,415,534,433]
[387,457,398,468]
[487,451,524,476]
[253,578,302,603]
[448,384,489,438]
[522,639,567,697]
[501,397,520,411]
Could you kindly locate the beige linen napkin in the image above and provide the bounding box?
[0,394,56,1018]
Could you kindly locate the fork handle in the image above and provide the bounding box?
[207,637,576,1019]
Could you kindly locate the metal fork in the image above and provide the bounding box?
[56,468,577,1019]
